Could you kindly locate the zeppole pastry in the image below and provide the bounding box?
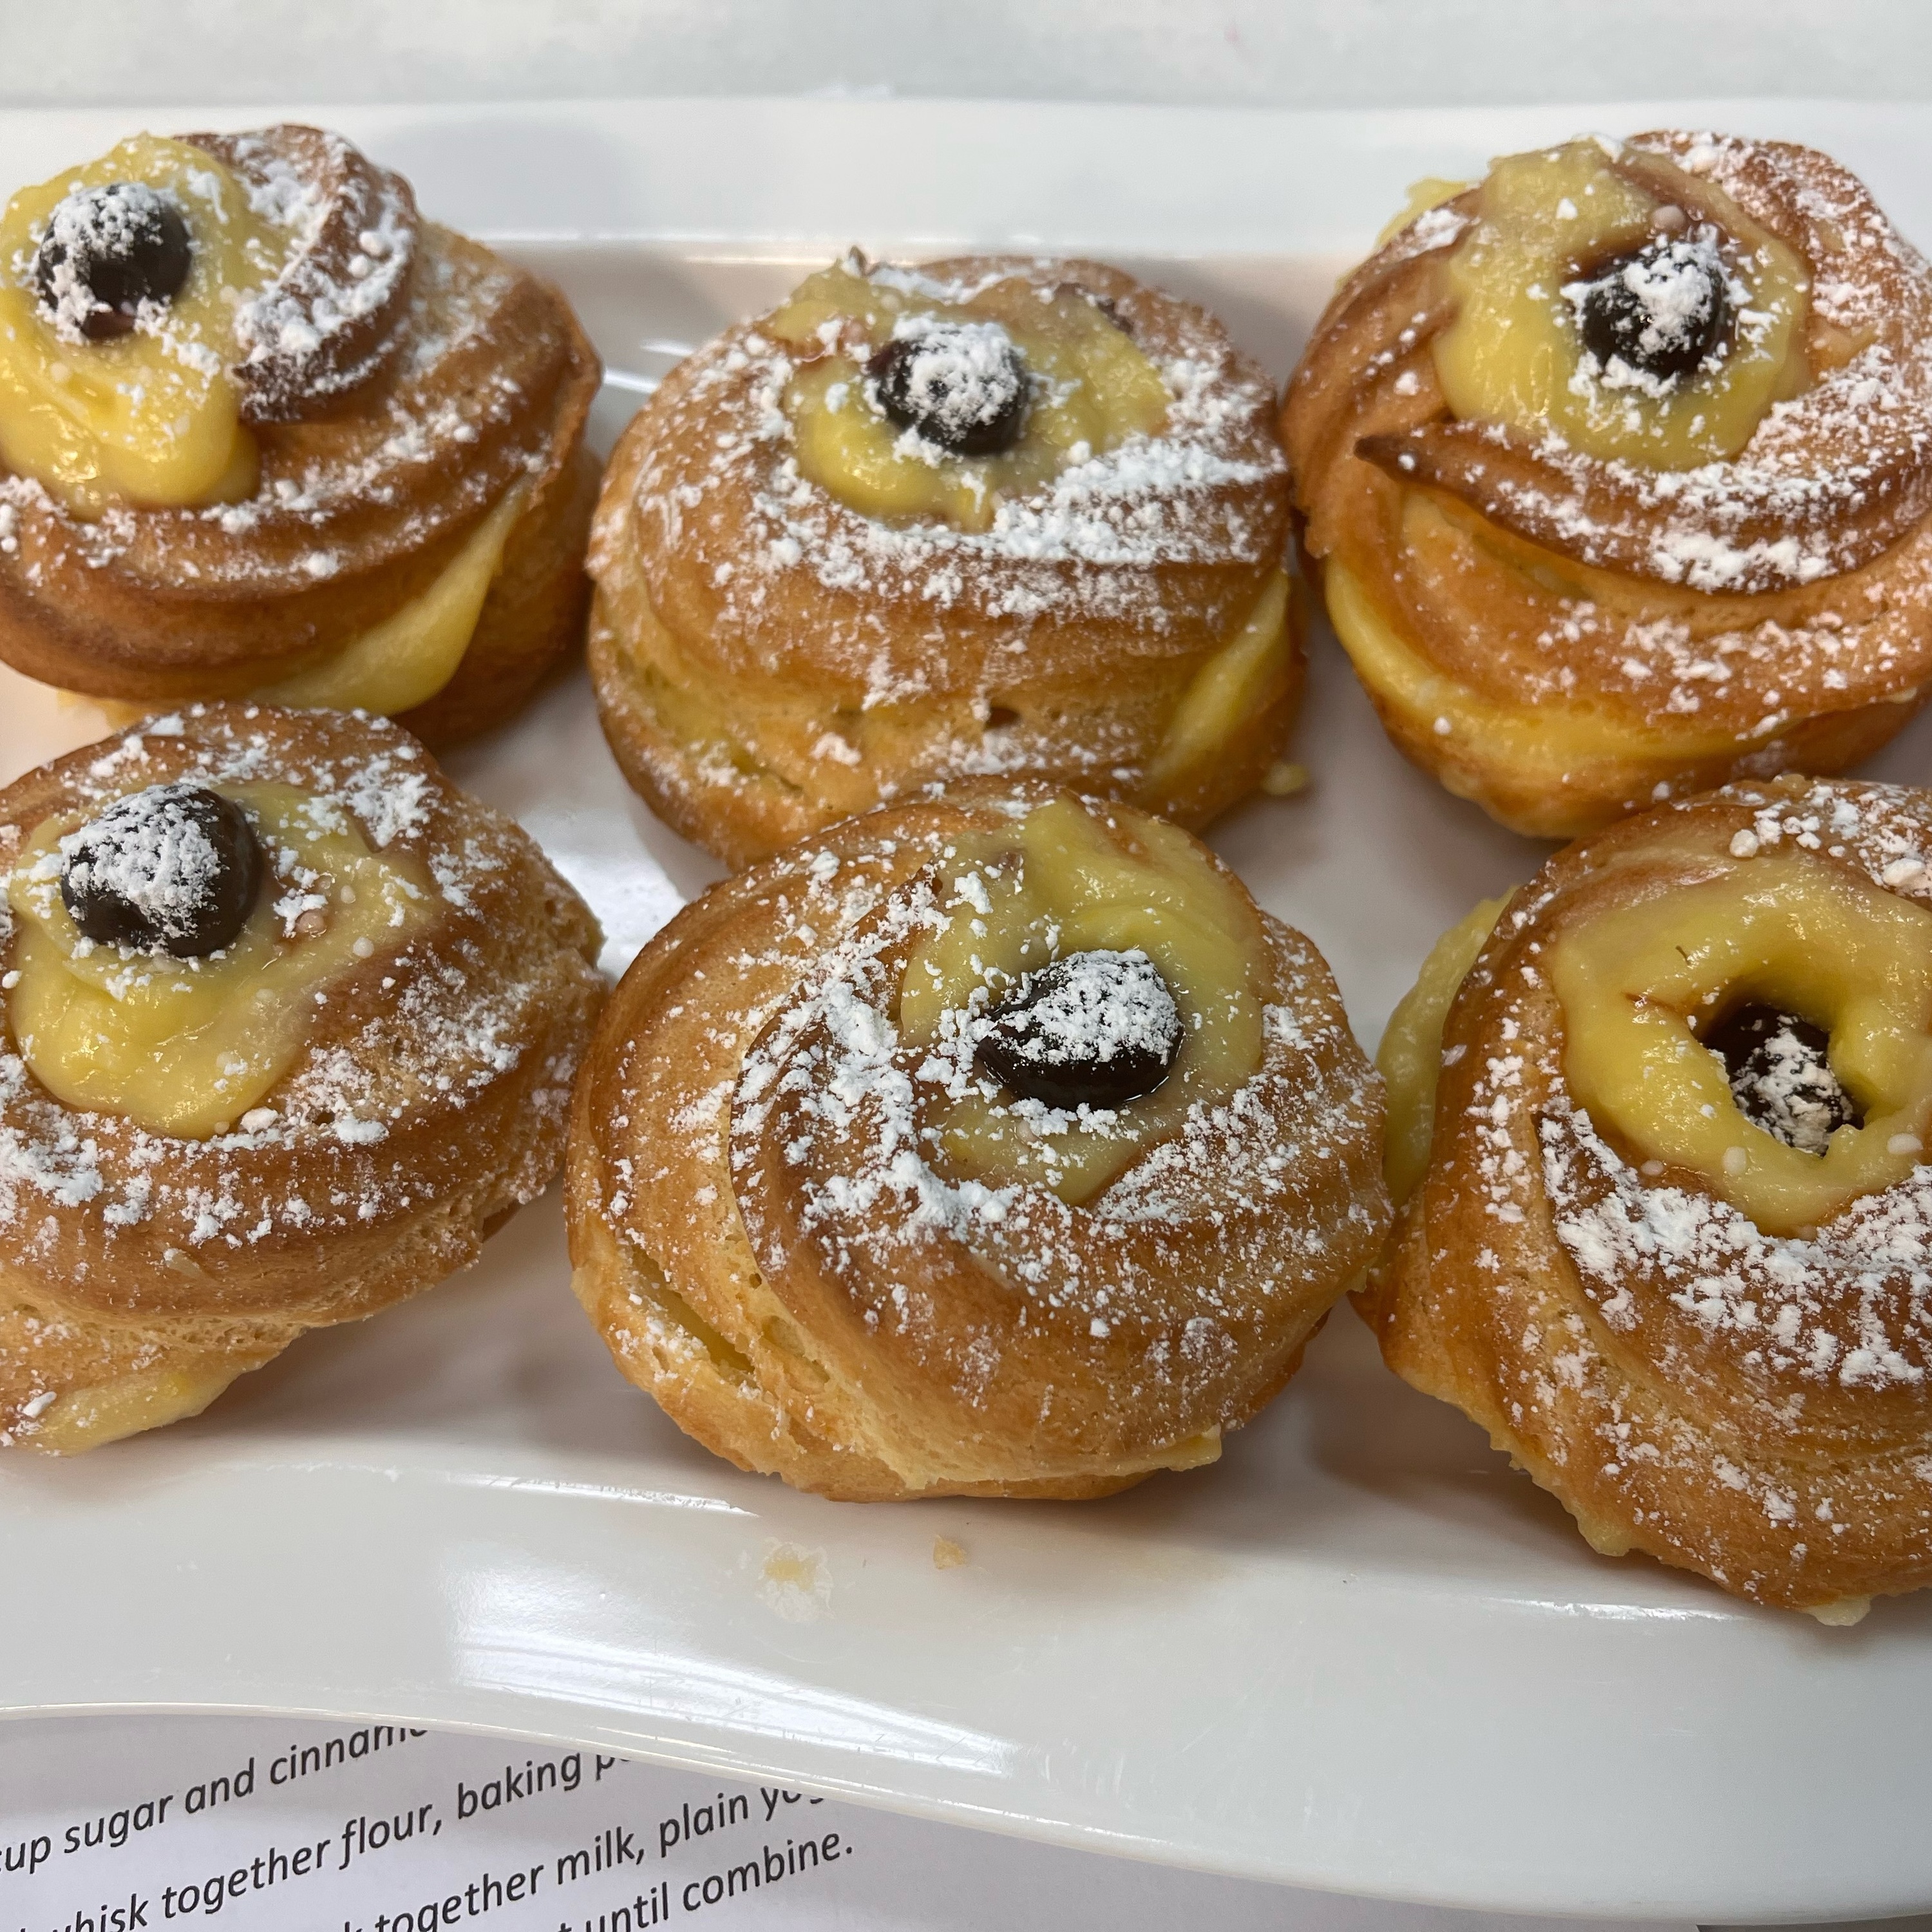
[589,252,1298,867]
[567,784,1388,1498]
[0,126,600,744]
[1366,775,1932,1618]
[1285,133,1932,837]
[0,703,604,1454]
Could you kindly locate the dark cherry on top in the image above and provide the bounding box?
[61,783,262,958]
[35,182,194,342]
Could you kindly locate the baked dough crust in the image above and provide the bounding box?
[1284,133,1932,837]
[1362,777,1932,1614]
[588,256,1296,867]
[0,126,600,747]
[566,784,1388,1499]
[0,703,605,1452]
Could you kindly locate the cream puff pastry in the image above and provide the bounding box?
[0,703,603,1453]
[1367,776,1932,1617]
[589,253,1298,867]
[567,783,1388,1499]
[0,126,600,744]
[1285,133,1932,837]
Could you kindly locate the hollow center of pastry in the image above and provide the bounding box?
[896,798,1267,1204]
[1548,853,1932,1235]
[6,781,437,1137]
[1432,139,1810,468]
[0,134,289,516]
[770,259,1170,533]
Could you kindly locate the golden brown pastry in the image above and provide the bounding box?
[589,252,1298,867]
[0,126,600,746]
[1285,132,1932,837]
[567,783,1387,1497]
[0,703,604,1454]
[1365,775,1932,1618]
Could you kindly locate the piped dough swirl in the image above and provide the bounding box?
[0,703,605,1454]
[0,124,601,745]
[587,255,1297,868]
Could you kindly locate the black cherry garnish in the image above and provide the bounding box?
[867,321,1030,456]
[34,182,193,343]
[1574,233,1731,384]
[61,782,262,958]
[975,949,1182,1112]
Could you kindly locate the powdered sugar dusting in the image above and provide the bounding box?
[985,948,1178,1074]
[876,314,1027,447]
[33,181,184,341]
[723,817,1383,1350]
[220,127,417,404]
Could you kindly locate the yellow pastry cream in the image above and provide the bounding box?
[1549,853,1932,1236]
[768,258,1171,530]
[1376,892,1511,1204]
[0,135,292,515]
[1321,527,1777,804]
[1141,567,1293,799]
[1432,138,1811,468]
[253,482,529,715]
[23,1362,242,1456]
[1383,852,1932,1238]
[897,799,1267,1204]
[8,781,437,1137]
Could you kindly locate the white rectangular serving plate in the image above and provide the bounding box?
[3,95,1932,1925]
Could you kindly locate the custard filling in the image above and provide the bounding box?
[1375,176,1472,252]
[0,135,289,515]
[8,782,437,1137]
[1433,140,1810,468]
[254,484,527,715]
[1549,853,1932,1235]
[1377,893,1511,1205]
[897,799,1267,1204]
[26,1361,245,1455]
[1142,569,1294,797]
[617,569,1292,806]
[770,260,1169,532]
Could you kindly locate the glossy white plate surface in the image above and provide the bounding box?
[4,97,1932,1926]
